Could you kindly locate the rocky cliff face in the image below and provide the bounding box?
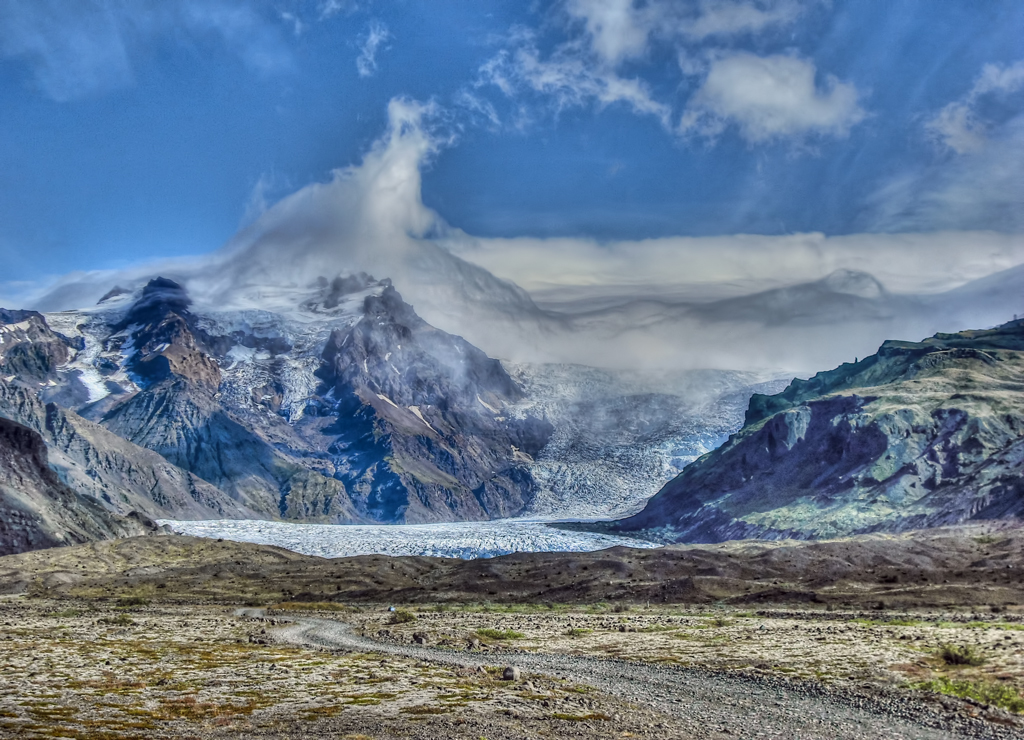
[307,284,552,522]
[0,417,157,556]
[0,381,255,521]
[88,278,361,523]
[2,275,553,525]
[617,320,1024,542]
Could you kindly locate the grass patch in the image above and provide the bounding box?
[97,613,134,627]
[915,677,1024,713]
[565,628,593,637]
[939,644,987,667]
[388,609,416,625]
[48,608,84,619]
[475,628,525,641]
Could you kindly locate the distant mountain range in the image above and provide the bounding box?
[0,273,770,554]
[5,259,1024,557]
[616,319,1024,541]
[1,276,556,529]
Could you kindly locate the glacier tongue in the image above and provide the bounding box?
[159,518,658,559]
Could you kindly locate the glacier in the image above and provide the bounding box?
[159,518,659,559]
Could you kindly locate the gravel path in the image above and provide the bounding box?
[267,613,1024,740]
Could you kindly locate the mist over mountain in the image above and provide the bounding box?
[23,100,1024,378]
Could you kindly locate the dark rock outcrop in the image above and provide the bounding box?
[96,279,359,523]
[0,417,156,556]
[0,308,75,382]
[617,319,1024,542]
[309,285,552,522]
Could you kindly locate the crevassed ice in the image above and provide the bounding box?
[158,519,659,560]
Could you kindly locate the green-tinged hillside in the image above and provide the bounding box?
[617,320,1024,542]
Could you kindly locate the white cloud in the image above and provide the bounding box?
[564,0,805,67]
[679,0,803,40]
[925,102,985,155]
[973,60,1024,97]
[356,19,390,78]
[240,171,292,227]
[868,60,1024,232]
[870,114,1024,233]
[927,60,1024,154]
[456,90,502,128]
[0,1,294,101]
[481,1,845,141]
[481,36,671,125]
[317,0,354,21]
[565,0,649,66]
[679,52,866,142]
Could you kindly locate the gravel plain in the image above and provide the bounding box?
[274,610,1024,740]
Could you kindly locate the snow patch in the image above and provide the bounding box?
[376,393,399,409]
[408,405,437,434]
[476,394,499,414]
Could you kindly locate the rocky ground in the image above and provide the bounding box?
[1,525,1023,738]
[0,598,679,739]
[1,597,1023,739]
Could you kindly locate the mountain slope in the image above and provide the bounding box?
[0,417,157,556]
[616,319,1024,541]
[12,275,554,524]
[299,283,552,522]
[0,312,251,521]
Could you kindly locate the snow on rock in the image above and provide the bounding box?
[159,518,659,560]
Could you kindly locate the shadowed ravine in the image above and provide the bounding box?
[265,612,1023,740]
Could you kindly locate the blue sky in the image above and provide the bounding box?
[1,0,1022,289]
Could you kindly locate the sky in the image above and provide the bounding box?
[1,1,1023,372]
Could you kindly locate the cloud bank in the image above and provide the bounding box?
[24,96,1024,376]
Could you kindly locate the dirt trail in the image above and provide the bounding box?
[268,613,1024,740]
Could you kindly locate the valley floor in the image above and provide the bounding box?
[1,597,1023,739]
[2,525,1024,738]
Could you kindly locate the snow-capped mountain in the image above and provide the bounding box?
[25,275,554,524]
[1,272,779,530]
